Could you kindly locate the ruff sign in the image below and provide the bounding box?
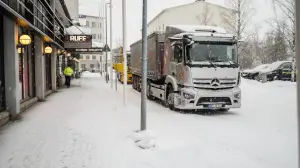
[64,35,92,49]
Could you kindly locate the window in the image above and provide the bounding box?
[92,55,96,60]
[98,34,100,39]
[80,55,83,59]
[99,33,102,41]
[92,22,97,27]
[81,64,86,69]
[173,45,183,63]
[99,23,102,28]
[90,64,95,68]
[163,24,165,31]
[86,55,90,60]
[279,63,292,69]
[86,21,90,26]
[92,34,96,39]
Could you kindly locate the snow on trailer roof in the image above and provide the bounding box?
[167,25,228,34]
[172,32,234,39]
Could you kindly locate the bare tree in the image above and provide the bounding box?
[222,0,255,41]
[222,0,256,69]
[269,0,295,53]
[261,29,288,63]
[196,3,213,25]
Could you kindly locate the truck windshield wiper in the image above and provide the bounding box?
[206,60,217,68]
[208,51,217,68]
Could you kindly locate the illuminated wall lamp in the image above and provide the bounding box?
[44,46,53,54]
[19,34,32,45]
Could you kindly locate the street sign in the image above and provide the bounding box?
[64,35,92,49]
[103,44,110,52]
[66,48,103,54]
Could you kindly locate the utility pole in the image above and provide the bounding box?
[98,1,103,76]
[109,0,113,89]
[295,0,300,166]
[105,2,110,83]
[140,0,147,131]
[122,0,127,106]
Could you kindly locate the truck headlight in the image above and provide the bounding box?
[183,92,195,99]
[234,93,241,99]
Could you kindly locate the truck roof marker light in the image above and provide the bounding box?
[180,72,184,81]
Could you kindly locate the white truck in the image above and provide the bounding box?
[130,25,241,111]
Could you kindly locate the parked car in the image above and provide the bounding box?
[241,64,270,80]
[258,61,295,81]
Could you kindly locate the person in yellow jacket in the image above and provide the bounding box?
[64,64,73,88]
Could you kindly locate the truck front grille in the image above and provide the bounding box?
[197,97,232,105]
[193,78,237,90]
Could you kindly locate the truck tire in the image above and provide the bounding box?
[166,85,176,110]
[132,75,135,89]
[147,81,154,100]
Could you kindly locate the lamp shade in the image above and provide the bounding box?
[44,46,52,54]
[19,34,31,45]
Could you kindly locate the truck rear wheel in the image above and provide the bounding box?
[132,75,135,89]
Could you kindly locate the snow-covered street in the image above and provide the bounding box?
[0,72,297,168]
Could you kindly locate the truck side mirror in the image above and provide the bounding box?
[183,38,191,45]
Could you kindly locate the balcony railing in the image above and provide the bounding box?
[1,0,66,48]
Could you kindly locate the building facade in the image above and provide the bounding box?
[0,0,71,124]
[64,0,79,22]
[78,14,108,72]
[147,0,236,35]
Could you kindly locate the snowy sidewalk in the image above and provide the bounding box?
[0,72,297,168]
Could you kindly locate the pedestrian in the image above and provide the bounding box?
[64,63,73,88]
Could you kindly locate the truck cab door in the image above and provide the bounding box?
[169,45,177,77]
[174,45,184,84]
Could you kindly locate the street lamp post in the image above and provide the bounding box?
[122,0,127,106]
[295,0,300,166]
[105,2,110,83]
[140,0,147,131]
[109,0,113,89]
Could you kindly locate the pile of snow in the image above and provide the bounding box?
[130,130,156,149]
[81,71,101,78]
[65,26,91,35]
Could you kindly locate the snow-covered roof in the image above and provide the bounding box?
[168,25,227,34]
[92,41,104,48]
[147,1,235,26]
[65,26,91,35]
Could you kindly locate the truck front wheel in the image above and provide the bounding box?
[166,85,175,110]
[147,81,154,100]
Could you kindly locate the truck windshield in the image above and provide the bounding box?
[187,42,237,64]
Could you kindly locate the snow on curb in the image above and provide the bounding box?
[130,130,156,149]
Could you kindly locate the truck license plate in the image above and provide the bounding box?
[209,104,222,108]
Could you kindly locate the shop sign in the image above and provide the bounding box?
[64,35,92,49]
[66,48,103,54]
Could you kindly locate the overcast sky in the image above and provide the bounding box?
[79,0,275,49]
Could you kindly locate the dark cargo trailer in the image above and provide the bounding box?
[130,31,165,82]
